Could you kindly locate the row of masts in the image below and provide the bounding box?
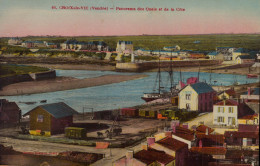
[155,50,237,94]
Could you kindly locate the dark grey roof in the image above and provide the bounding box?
[190,82,215,94]
[24,102,78,118]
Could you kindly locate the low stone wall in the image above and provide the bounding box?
[116,60,222,72]
[29,70,56,80]
[0,74,33,88]
[0,70,56,88]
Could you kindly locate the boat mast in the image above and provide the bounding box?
[169,51,173,92]
[179,65,182,83]
[158,50,161,94]
[198,63,200,82]
[209,66,212,85]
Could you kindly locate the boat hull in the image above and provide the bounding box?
[141,97,160,102]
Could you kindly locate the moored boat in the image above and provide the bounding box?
[247,74,258,78]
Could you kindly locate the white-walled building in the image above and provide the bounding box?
[213,99,238,126]
[116,41,133,54]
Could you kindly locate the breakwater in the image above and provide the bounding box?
[116,60,222,72]
[0,70,56,88]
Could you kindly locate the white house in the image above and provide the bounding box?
[116,41,133,54]
[213,99,238,126]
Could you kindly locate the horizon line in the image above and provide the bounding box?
[1,32,260,38]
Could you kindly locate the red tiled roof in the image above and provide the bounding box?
[134,148,175,165]
[224,131,259,139]
[196,125,214,134]
[239,114,258,120]
[209,163,251,166]
[190,147,226,155]
[214,99,238,106]
[225,149,258,159]
[176,126,194,135]
[196,133,225,144]
[173,126,195,141]
[156,137,188,151]
[238,124,259,132]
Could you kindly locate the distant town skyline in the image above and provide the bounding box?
[0,0,260,37]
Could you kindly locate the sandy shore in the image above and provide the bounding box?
[0,74,147,96]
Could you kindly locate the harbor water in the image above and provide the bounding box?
[2,70,258,114]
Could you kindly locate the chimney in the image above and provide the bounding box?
[165,131,172,137]
[147,137,155,146]
[248,87,251,96]
[199,140,203,148]
[205,128,209,135]
[126,150,134,159]
[182,123,189,129]
[141,143,148,150]
[171,120,180,133]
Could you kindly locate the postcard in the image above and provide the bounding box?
[0,0,259,165]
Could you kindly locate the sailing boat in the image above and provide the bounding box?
[141,51,178,102]
[141,53,165,102]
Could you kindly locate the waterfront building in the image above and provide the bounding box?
[163,45,180,51]
[216,47,235,61]
[178,82,215,112]
[207,51,224,60]
[8,37,23,45]
[45,42,59,49]
[235,54,256,64]
[232,48,249,62]
[0,99,21,125]
[240,87,259,103]
[189,52,205,59]
[21,41,46,48]
[116,41,133,54]
[24,102,78,136]
[61,39,108,51]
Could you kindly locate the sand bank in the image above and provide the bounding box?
[0,74,147,96]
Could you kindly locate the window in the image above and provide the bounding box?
[228,117,232,124]
[228,107,233,113]
[254,118,258,124]
[37,115,43,122]
[252,138,256,144]
[218,116,224,122]
[186,103,190,110]
[186,94,191,100]
[218,107,224,113]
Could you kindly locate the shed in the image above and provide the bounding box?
[24,102,78,135]
[0,99,21,125]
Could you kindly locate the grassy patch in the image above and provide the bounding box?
[0,64,49,77]
[1,34,259,51]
